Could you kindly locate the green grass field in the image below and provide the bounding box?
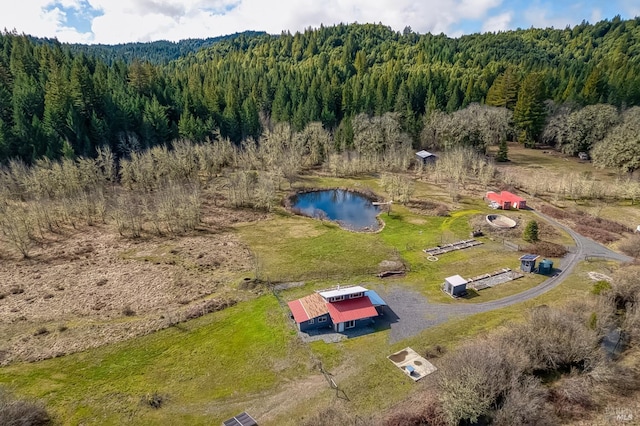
[0,296,310,425]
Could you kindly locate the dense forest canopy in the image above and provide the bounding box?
[32,31,267,65]
[0,17,639,164]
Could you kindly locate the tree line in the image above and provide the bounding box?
[1,17,640,164]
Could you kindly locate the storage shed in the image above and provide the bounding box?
[538,259,554,275]
[444,275,468,297]
[519,254,540,273]
[416,150,437,165]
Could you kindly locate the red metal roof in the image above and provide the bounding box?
[486,191,525,203]
[287,300,310,323]
[500,191,525,202]
[486,191,501,202]
[327,297,378,323]
[288,293,330,323]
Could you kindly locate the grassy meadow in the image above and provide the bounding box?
[0,163,625,425]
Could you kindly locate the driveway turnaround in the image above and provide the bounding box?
[379,211,633,343]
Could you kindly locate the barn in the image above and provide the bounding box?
[486,191,527,210]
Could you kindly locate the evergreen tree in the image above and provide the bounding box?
[486,67,518,110]
[495,139,509,162]
[523,220,539,243]
[514,73,546,147]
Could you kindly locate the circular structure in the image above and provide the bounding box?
[486,214,517,229]
[427,255,439,262]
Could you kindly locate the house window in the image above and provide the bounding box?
[308,319,314,324]
[331,295,345,302]
[318,316,327,323]
[349,292,363,299]
[345,320,355,329]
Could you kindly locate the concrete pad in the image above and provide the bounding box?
[387,347,437,381]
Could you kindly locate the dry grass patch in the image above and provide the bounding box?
[0,203,262,364]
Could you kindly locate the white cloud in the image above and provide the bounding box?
[523,6,576,30]
[482,11,512,33]
[3,0,507,44]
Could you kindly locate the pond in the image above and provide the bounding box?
[290,189,381,231]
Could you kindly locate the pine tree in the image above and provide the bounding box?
[523,220,539,243]
[486,67,518,110]
[495,139,509,162]
[514,73,547,147]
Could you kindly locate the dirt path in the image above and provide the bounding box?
[381,211,633,343]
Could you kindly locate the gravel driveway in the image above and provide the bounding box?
[377,211,633,343]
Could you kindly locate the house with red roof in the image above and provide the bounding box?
[287,285,386,333]
[485,191,527,210]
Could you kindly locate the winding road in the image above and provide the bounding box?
[381,211,633,343]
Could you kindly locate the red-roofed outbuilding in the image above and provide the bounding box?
[486,191,526,210]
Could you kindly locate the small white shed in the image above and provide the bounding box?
[444,275,468,297]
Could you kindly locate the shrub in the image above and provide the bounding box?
[142,392,164,409]
[588,360,640,393]
[591,280,611,295]
[618,235,640,258]
[122,305,136,317]
[501,306,601,374]
[424,344,447,359]
[302,406,353,426]
[540,205,569,219]
[550,375,595,420]
[525,241,567,258]
[33,327,49,336]
[574,225,617,244]
[437,337,522,425]
[183,299,236,321]
[608,266,640,309]
[384,389,446,426]
[493,377,556,426]
[0,387,51,426]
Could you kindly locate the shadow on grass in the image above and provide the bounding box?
[461,289,480,300]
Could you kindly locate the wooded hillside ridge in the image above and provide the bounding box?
[0,17,639,164]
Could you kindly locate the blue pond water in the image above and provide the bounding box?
[290,189,381,231]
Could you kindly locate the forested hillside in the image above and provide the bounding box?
[33,31,266,65]
[0,17,639,163]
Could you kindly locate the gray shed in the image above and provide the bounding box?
[416,150,437,165]
[444,275,468,297]
[519,254,540,273]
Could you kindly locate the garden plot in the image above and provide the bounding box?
[466,268,524,291]
[423,239,483,256]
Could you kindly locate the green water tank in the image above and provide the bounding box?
[539,259,553,275]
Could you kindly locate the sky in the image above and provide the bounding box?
[1,0,639,45]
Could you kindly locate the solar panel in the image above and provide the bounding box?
[223,412,258,426]
[519,254,539,261]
